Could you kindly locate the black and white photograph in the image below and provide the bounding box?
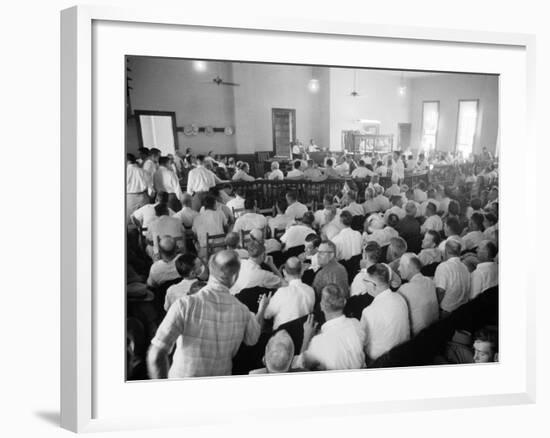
[125,56,499,380]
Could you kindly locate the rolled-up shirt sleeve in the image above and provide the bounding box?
[151,300,185,351]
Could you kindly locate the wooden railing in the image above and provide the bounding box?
[180,160,496,209]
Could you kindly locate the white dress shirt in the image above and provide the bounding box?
[164,278,197,310]
[343,202,365,216]
[351,167,375,179]
[321,220,344,241]
[127,164,150,193]
[142,159,158,185]
[191,209,227,247]
[376,165,388,177]
[264,279,315,329]
[186,165,217,194]
[434,257,471,312]
[132,203,175,229]
[413,188,428,203]
[281,224,315,249]
[417,248,442,266]
[153,166,183,199]
[226,195,245,216]
[268,214,294,236]
[285,202,308,220]
[470,261,498,299]
[286,169,304,179]
[268,169,284,180]
[232,212,268,235]
[314,208,341,227]
[421,214,443,233]
[384,206,406,222]
[229,259,282,295]
[147,254,182,288]
[398,273,439,336]
[351,270,375,296]
[147,216,185,255]
[332,227,362,261]
[392,160,405,182]
[232,170,255,182]
[172,206,199,228]
[298,315,366,370]
[361,289,410,361]
[462,230,484,250]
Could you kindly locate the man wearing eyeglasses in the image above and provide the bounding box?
[312,240,349,301]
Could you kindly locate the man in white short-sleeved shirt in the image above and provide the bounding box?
[470,240,498,299]
[284,192,308,220]
[171,193,198,228]
[147,236,182,289]
[264,258,315,329]
[191,195,227,250]
[280,212,315,250]
[230,240,285,295]
[360,264,410,362]
[397,253,439,336]
[434,239,471,314]
[331,211,362,261]
[296,284,365,370]
[232,198,267,236]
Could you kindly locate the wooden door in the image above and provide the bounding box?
[272,108,296,157]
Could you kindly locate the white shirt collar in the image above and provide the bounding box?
[321,314,346,332]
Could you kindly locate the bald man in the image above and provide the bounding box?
[249,330,296,374]
[146,236,182,288]
[147,250,269,378]
[264,257,315,330]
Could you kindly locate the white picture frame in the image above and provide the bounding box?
[60,5,536,433]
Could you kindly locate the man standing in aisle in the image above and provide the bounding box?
[187,154,221,211]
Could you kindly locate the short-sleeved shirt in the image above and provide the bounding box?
[332,227,362,261]
[151,281,261,378]
[147,255,182,288]
[434,257,471,312]
[192,209,227,248]
[281,224,315,249]
[285,202,308,220]
[360,289,410,360]
[470,261,498,299]
[397,273,439,336]
[164,278,198,310]
[229,259,282,295]
[312,259,350,297]
[232,212,268,234]
[264,279,315,329]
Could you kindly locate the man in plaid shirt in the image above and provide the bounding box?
[147,250,271,378]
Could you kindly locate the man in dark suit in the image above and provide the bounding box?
[395,201,422,254]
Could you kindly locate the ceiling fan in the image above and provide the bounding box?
[209,75,240,87]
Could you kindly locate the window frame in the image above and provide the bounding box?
[420,100,440,151]
[454,99,480,156]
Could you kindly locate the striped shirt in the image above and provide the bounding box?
[151,280,261,378]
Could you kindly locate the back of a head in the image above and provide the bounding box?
[275,197,288,213]
[158,156,170,167]
[265,330,295,373]
[401,252,422,273]
[326,158,333,167]
[159,235,177,256]
[426,230,442,246]
[340,210,353,227]
[127,153,137,164]
[154,202,170,217]
[301,211,315,226]
[203,194,217,210]
[286,191,297,202]
[225,232,240,249]
[321,283,347,313]
[284,257,302,277]
[471,198,482,210]
[405,201,417,217]
[209,250,241,287]
[366,263,392,286]
[305,233,321,249]
[244,197,256,210]
[249,228,264,243]
[294,160,301,169]
[181,193,193,207]
[175,253,198,278]
[247,239,266,259]
[364,241,382,263]
[391,195,402,206]
[389,237,408,258]
[387,213,399,228]
[196,154,205,163]
[445,238,462,257]
[156,191,169,205]
[445,216,461,236]
[470,212,485,231]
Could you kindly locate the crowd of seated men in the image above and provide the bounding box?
[126,146,499,380]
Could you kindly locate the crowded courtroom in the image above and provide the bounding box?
[125,57,499,379]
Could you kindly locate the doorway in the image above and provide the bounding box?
[398,123,412,150]
[272,108,296,157]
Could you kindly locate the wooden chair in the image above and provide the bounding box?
[206,232,227,258]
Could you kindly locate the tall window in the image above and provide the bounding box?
[421,101,439,151]
[456,100,479,157]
